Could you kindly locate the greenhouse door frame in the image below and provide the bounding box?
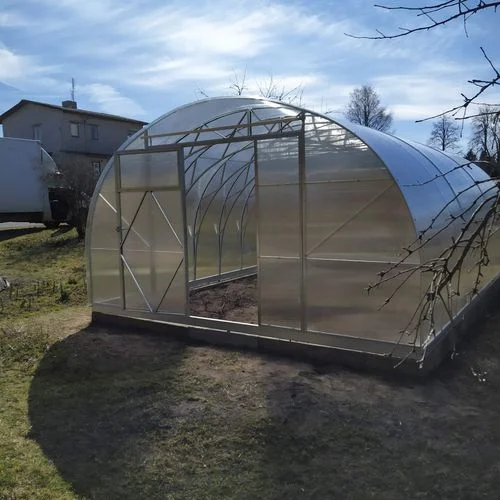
[114,120,307,331]
[115,149,187,314]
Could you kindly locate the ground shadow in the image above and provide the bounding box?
[28,323,188,499]
[0,227,45,242]
[28,310,500,499]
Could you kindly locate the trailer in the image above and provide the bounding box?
[0,137,69,227]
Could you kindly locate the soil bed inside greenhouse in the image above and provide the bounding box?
[189,275,257,324]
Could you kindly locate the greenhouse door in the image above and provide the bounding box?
[256,135,303,330]
[117,150,187,315]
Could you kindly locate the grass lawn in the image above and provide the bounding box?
[2,227,500,499]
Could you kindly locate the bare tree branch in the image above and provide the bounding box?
[346,2,500,121]
[345,1,500,40]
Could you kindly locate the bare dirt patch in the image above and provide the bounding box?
[189,275,257,323]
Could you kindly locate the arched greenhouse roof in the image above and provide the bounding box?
[86,97,500,370]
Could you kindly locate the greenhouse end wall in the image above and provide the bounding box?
[86,97,500,371]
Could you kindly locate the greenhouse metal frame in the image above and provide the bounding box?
[86,97,500,371]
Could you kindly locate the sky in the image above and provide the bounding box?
[0,0,499,150]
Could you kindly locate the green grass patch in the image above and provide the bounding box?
[0,228,86,321]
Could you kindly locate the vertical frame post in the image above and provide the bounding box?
[254,139,262,327]
[298,113,307,333]
[114,154,126,309]
[177,148,190,317]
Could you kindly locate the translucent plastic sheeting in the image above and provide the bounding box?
[306,259,421,343]
[126,98,298,149]
[119,152,179,189]
[335,120,456,231]
[257,139,299,185]
[122,193,182,252]
[260,257,301,329]
[405,141,484,207]
[304,116,389,182]
[257,137,300,328]
[122,190,184,313]
[91,194,118,250]
[90,249,121,306]
[305,181,417,263]
[123,249,184,312]
[443,150,495,195]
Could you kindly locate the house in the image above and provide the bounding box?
[0,99,147,176]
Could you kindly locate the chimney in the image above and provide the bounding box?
[62,100,77,109]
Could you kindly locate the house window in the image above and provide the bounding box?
[32,124,41,141]
[91,161,102,178]
[89,124,99,140]
[70,122,80,137]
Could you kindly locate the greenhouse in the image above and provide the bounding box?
[86,97,500,371]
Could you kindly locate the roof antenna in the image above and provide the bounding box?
[71,78,75,101]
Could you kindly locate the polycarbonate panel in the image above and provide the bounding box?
[90,249,121,306]
[123,263,149,311]
[134,97,290,149]
[333,120,455,235]
[153,190,184,243]
[119,191,145,234]
[446,151,495,195]
[257,137,299,185]
[91,194,118,250]
[406,141,483,207]
[122,192,182,253]
[259,184,300,258]
[99,163,116,194]
[220,197,246,274]
[123,249,184,311]
[119,152,178,189]
[306,181,417,262]
[306,259,420,343]
[184,143,253,190]
[260,257,301,329]
[187,190,222,280]
[305,117,389,182]
[157,263,186,314]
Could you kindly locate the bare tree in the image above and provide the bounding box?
[470,106,500,164]
[346,1,500,121]
[344,85,393,132]
[196,70,304,105]
[228,69,248,96]
[51,155,100,239]
[255,73,304,105]
[428,115,461,151]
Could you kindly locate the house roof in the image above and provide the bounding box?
[0,99,148,125]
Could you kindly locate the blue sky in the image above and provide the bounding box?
[0,0,498,149]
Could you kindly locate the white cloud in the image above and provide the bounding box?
[80,83,146,117]
[0,10,32,28]
[0,47,60,86]
[372,61,480,120]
